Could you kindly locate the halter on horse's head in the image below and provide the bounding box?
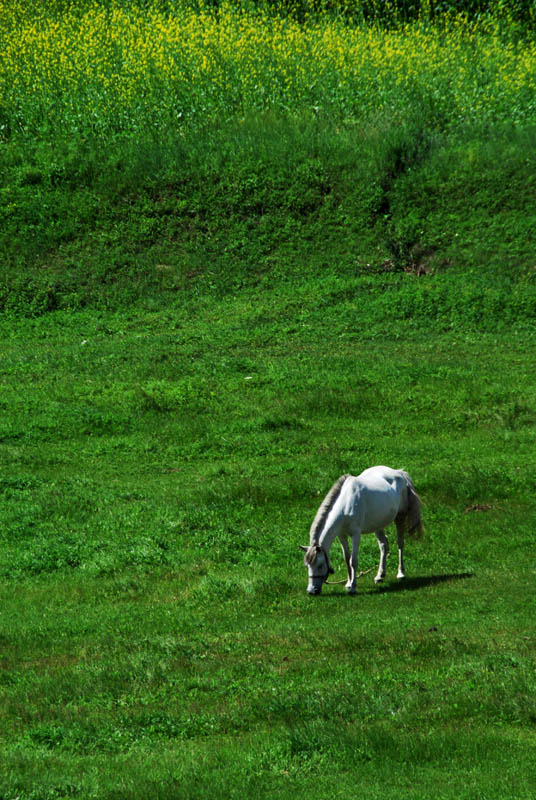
[300,544,334,595]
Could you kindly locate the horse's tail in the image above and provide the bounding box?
[401,471,423,538]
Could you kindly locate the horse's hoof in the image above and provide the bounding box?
[397,574,406,581]
[374,576,384,584]
[346,587,356,595]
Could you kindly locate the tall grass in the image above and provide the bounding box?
[1,0,535,145]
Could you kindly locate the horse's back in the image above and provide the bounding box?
[357,465,404,488]
[347,466,406,533]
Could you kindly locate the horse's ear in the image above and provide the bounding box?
[299,545,309,552]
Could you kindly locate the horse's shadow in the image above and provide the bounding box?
[322,572,473,598]
[367,572,473,595]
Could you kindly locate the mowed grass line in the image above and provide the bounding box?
[0,303,535,798]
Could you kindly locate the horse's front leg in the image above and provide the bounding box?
[374,529,389,583]
[340,536,352,589]
[344,532,361,594]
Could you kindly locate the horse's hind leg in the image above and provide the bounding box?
[374,530,389,583]
[396,517,406,580]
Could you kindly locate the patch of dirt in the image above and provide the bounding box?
[381,244,451,276]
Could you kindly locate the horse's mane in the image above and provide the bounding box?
[309,474,351,544]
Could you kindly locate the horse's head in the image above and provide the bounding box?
[299,544,334,595]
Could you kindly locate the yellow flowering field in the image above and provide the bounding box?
[1,1,535,137]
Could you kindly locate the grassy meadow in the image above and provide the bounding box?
[1,1,536,798]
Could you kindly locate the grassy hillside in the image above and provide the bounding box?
[1,0,536,316]
[3,114,536,323]
[0,2,535,798]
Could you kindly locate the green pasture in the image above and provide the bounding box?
[1,1,536,798]
[1,297,535,798]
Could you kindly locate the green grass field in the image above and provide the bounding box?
[1,296,535,799]
[1,1,536,798]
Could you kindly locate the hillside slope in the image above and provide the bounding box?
[2,117,536,329]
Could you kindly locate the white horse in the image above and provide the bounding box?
[300,466,422,595]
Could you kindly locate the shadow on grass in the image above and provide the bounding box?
[368,572,474,595]
[317,572,474,598]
